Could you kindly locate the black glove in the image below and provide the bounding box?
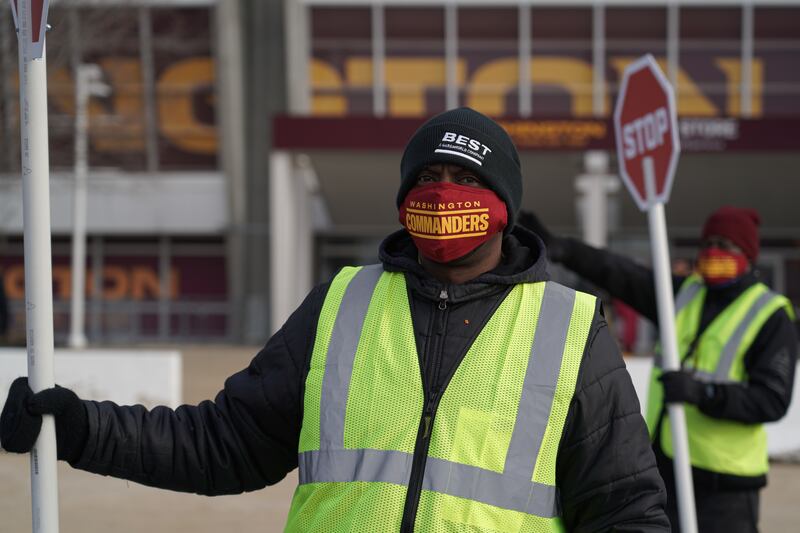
[0,377,88,463]
[660,371,713,406]
[517,211,567,262]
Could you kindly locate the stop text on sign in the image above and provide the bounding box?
[622,107,669,159]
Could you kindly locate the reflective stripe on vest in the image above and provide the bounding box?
[317,264,384,449]
[692,289,782,384]
[652,277,704,369]
[294,265,592,525]
[674,279,703,315]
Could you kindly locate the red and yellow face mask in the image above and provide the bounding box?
[399,182,508,264]
[696,247,749,287]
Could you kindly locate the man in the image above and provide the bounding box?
[519,207,797,532]
[1,108,668,531]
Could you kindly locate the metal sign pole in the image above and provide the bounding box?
[14,0,60,531]
[643,156,698,533]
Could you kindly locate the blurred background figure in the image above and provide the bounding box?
[519,207,797,533]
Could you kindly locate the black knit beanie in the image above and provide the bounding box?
[398,107,523,233]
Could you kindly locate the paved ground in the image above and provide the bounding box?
[2,345,799,532]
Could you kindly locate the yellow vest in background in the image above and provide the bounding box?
[646,275,795,477]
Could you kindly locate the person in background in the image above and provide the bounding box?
[519,206,798,533]
[1,108,669,532]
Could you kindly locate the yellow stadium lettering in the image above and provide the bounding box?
[716,58,764,117]
[92,58,146,153]
[157,57,217,154]
[610,56,718,116]
[5,265,25,300]
[384,58,466,116]
[310,58,347,115]
[131,267,180,300]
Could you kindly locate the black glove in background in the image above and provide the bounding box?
[660,370,709,406]
[0,377,88,463]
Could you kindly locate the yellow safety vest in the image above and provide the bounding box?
[646,274,795,477]
[285,265,596,532]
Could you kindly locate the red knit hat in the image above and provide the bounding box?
[701,206,761,261]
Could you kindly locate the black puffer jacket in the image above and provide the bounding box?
[71,228,669,531]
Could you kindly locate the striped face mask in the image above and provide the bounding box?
[399,182,507,264]
[697,247,749,287]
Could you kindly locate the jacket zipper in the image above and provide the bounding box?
[400,289,449,533]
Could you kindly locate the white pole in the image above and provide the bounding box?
[371,3,385,117]
[444,2,458,110]
[68,65,90,349]
[16,0,60,530]
[592,3,605,116]
[741,2,754,118]
[577,151,610,248]
[518,2,531,117]
[576,151,619,249]
[269,150,294,334]
[643,156,698,533]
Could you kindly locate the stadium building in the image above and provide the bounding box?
[0,0,798,347]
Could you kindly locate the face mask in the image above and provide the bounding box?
[696,247,749,287]
[399,182,508,264]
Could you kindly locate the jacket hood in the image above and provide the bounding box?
[378,226,550,304]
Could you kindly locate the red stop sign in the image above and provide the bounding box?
[613,54,680,211]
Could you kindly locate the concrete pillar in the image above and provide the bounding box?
[575,151,619,248]
[215,0,248,342]
[223,0,288,344]
[294,154,316,302]
[284,0,311,114]
[269,151,314,334]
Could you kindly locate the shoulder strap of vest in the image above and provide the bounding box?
[528,282,597,483]
[769,287,796,321]
[697,283,792,383]
[675,274,704,314]
[300,264,385,453]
